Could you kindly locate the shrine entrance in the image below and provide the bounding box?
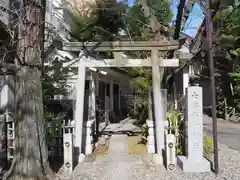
[62,40,180,163]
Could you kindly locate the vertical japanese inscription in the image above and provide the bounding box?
[186,86,203,159]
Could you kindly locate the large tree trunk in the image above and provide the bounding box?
[4,69,49,180]
[3,1,55,180]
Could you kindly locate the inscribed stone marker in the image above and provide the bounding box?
[177,86,211,172]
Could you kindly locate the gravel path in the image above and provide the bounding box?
[65,137,240,180]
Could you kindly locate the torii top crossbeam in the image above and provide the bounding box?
[62,40,180,52]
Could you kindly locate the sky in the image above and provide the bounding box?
[116,0,135,6]
[128,0,135,6]
[169,0,189,26]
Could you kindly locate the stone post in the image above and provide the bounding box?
[109,80,114,112]
[165,134,176,171]
[83,120,95,155]
[177,86,211,172]
[151,49,165,164]
[0,114,6,171]
[148,90,153,121]
[105,96,110,125]
[51,122,56,157]
[0,75,15,164]
[118,87,121,115]
[89,72,96,120]
[146,120,155,153]
[183,67,189,95]
[74,60,86,162]
[147,90,155,153]
[63,133,73,173]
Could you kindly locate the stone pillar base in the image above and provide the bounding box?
[153,154,163,165]
[83,120,95,155]
[177,156,211,172]
[146,120,155,153]
[78,153,86,164]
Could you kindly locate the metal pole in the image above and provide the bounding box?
[205,0,219,174]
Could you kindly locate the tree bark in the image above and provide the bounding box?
[3,1,55,180]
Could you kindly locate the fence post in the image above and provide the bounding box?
[0,114,7,171]
[147,90,155,153]
[165,134,176,171]
[64,133,73,173]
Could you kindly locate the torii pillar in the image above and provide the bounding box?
[151,49,165,164]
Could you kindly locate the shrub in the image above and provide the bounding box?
[138,123,148,144]
[203,132,214,160]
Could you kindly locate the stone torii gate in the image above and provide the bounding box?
[62,40,180,164]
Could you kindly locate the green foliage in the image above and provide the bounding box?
[146,0,173,23]
[71,0,126,41]
[71,14,97,41]
[214,5,240,42]
[42,62,69,128]
[166,108,183,155]
[127,68,150,123]
[230,48,240,56]
[42,71,69,100]
[230,65,240,112]
[221,8,240,41]
[166,109,179,132]
[130,68,152,91]
[124,4,148,38]
[132,96,148,123]
[210,6,240,116]
[139,123,149,144]
[203,132,214,160]
[124,0,172,40]
[71,0,172,41]
[230,65,240,86]
[217,65,240,116]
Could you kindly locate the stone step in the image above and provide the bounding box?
[94,134,143,164]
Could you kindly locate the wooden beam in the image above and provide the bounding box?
[64,58,179,68]
[62,41,179,52]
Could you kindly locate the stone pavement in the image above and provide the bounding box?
[65,134,240,180]
[95,135,142,163]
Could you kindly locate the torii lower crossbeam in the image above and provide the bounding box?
[64,58,179,68]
